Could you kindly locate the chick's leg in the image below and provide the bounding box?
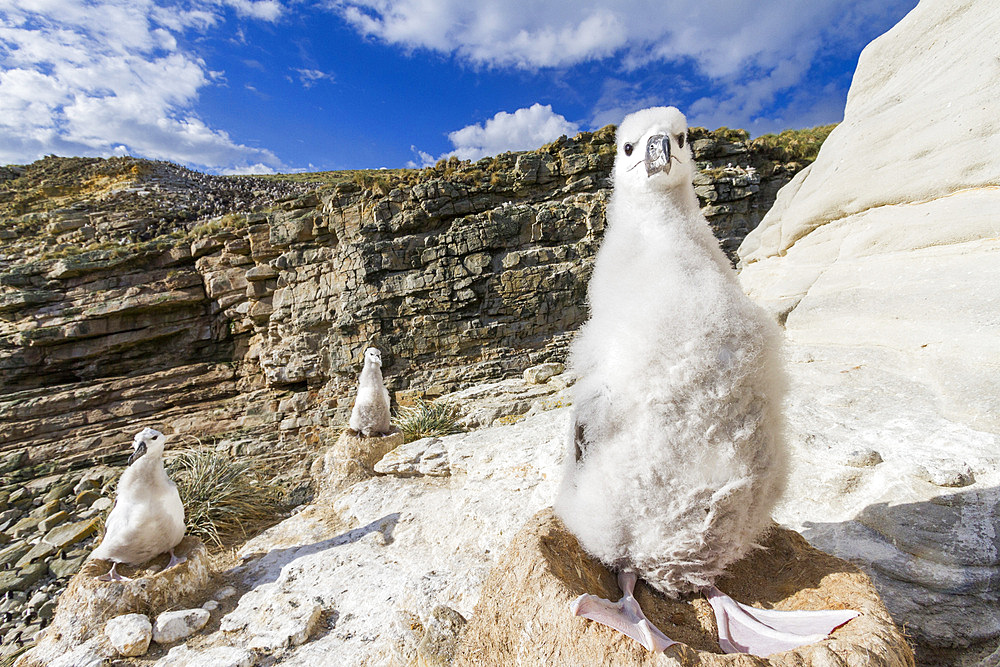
[572,571,678,653]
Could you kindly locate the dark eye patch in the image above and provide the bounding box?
[623,142,634,156]
[677,133,686,149]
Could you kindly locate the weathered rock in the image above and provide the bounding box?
[41,517,100,549]
[154,645,256,667]
[0,562,47,595]
[105,613,152,657]
[738,1,1000,662]
[152,608,211,644]
[416,605,467,667]
[219,592,323,651]
[37,511,70,533]
[15,541,55,569]
[443,375,571,429]
[0,541,32,567]
[523,362,565,384]
[374,437,450,477]
[455,509,913,666]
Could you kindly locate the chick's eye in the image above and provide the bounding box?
[623,142,633,156]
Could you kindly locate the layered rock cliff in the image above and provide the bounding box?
[1,126,810,476]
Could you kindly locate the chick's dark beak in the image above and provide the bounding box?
[644,134,671,177]
[128,440,147,465]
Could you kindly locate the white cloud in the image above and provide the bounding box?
[220,0,283,21]
[222,162,278,175]
[406,145,435,169]
[292,67,335,88]
[410,103,579,166]
[0,0,286,173]
[331,0,918,131]
[447,104,579,161]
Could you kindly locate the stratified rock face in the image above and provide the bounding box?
[737,0,1000,662]
[454,509,914,667]
[0,129,809,481]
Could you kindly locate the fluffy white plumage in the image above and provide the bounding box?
[554,106,787,597]
[91,428,186,567]
[349,347,392,437]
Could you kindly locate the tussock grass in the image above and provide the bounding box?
[750,124,838,163]
[166,449,286,547]
[1,644,32,667]
[393,399,463,443]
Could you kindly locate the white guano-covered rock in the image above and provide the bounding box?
[154,645,256,667]
[738,0,1000,661]
[152,608,211,644]
[194,408,565,665]
[105,613,152,657]
[220,592,323,651]
[374,437,450,477]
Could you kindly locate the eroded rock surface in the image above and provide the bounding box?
[738,1,1000,663]
[0,130,811,654]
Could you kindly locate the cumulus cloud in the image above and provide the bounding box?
[331,0,917,131]
[0,0,285,172]
[408,103,579,167]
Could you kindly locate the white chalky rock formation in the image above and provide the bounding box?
[152,608,211,644]
[105,613,152,657]
[738,0,1000,662]
[175,409,566,664]
[154,645,256,667]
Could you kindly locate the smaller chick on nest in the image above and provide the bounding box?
[349,347,392,437]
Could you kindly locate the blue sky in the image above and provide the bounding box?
[0,0,918,174]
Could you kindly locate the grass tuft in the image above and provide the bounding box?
[393,399,463,443]
[165,448,286,547]
[750,124,838,163]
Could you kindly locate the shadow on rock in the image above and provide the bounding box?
[237,512,401,588]
[799,484,1000,665]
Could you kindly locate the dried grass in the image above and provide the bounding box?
[165,449,286,548]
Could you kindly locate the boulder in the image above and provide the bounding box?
[454,509,913,666]
[310,428,405,496]
[105,613,152,657]
[152,608,211,644]
[374,437,450,477]
[737,0,1000,662]
[219,591,323,650]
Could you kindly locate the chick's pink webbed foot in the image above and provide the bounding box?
[98,562,131,582]
[704,586,859,656]
[572,571,678,652]
[165,548,187,570]
[572,576,860,657]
